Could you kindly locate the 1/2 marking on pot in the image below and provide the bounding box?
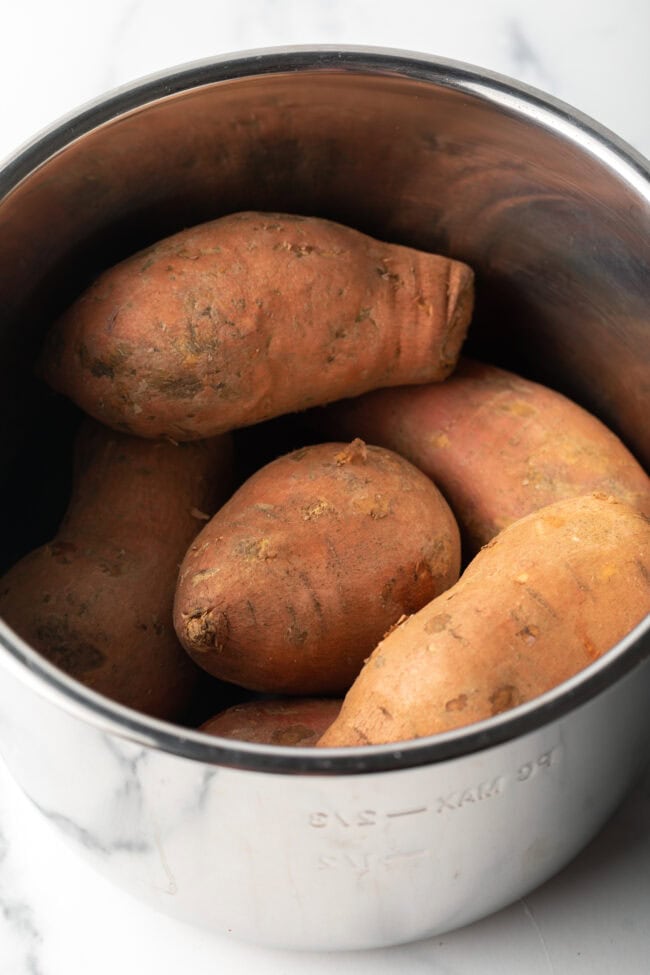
[318,849,430,873]
[309,809,378,828]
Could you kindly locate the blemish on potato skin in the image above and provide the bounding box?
[245,600,257,626]
[234,537,277,560]
[302,499,335,520]
[525,586,559,619]
[48,540,77,564]
[445,694,467,712]
[289,447,311,462]
[352,493,391,519]
[35,622,105,675]
[516,623,539,644]
[636,559,650,583]
[148,373,203,400]
[191,566,222,586]
[77,342,130,380]
[271,724,317,746]
[496,399,537,418]
[424,612,452,634]
[98,555,127,577]
[352,726,372,745]
[89,359,115,379]
[599,563,618,581]
[489,685,522,715]
[286,605,308,647]
[430,431,450,449]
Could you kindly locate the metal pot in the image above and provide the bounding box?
[0,47,648,951]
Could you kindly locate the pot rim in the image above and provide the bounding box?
[1,44,649,775]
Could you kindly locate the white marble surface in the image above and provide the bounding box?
[1,2,650,972]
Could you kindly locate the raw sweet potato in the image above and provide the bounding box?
[0,420,232,719]
[200,698,342,746]
[314,358,650,555]
[318,494,650,747]
[174,439,461,694]
[40,211,474,440]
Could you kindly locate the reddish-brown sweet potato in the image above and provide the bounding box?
[0,420,232,719]
[314,358,650,555]
[200,698,342,746]
[40,211,473,440]
[318,494,650,747]
[174,439,461,694]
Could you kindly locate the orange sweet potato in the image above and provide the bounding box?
[40,211,473,440]
[318,494,650,747]
[314,358,650,555]
[0,420,232,719]
[200,698,342,746]
[174,439,461,694]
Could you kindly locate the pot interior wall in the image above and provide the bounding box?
[0,64,648,570]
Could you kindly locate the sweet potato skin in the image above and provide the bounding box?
[318,494,650,747]
[174,440,461,694]
[315,358,650,555]
[41,211,473,440]
[0,421,232,719]
[200,698,342,746]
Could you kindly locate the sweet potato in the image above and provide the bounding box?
[0,420,232,719]
[200,698,342,746]
[314,358,650,555]
[174,439,461,694]
[40,211,473,440]
[318,494,650,747]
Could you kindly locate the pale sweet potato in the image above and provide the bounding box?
[314,358,650,555]
[40,211,473,440]
[200,698,342,746]
[174,439,461,694]
[0,420,232,719]
[318,494,650,747]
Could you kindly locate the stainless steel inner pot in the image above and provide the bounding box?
[0,46,648,951]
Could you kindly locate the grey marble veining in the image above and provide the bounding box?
[507,18,556,91]
[0,802,45,975]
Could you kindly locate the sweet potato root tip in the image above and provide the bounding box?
[184,609,229,652]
